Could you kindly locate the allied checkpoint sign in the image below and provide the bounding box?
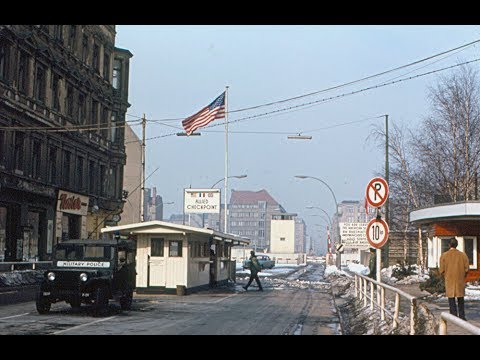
[365,177,389,208]
[184,189,221,214]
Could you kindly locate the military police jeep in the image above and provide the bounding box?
[36,239,136,316]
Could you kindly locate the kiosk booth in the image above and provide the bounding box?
[101,221,249,294]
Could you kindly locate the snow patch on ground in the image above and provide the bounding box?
[0,270,43,287]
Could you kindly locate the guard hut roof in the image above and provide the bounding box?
[101,220,250,246]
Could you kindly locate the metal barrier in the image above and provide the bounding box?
[354,273,418,335]
[439,312,480,335]
[0,261,52,272]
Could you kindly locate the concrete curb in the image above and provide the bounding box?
[0,285,39,305]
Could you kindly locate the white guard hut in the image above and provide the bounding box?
[101,221,250,294]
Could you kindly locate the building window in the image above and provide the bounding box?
[151,238,164,257]
[66,84,74,117]
[47,146,57,183]
[103,51,110,80]
[92,43,100,73]
[32,139,41,179]
[110,111,117,142]
[112,58,121,90]
[78,93,86,124]
[53,25,63,42]
[88,160,96,194]
[77,156,84,191]
[63,151,71,187]
[81,34,88,63]
[437,236,478,270]
[68,25,76,50]
[280,237,286,241]
[34,65,46,103]
[18,52,28,93]
[0,130,4,166]
[90,100,98,125]
[101,106,108,139]
[14,132,25,173]
[51,73,60,111]
[100,164,107,196]
[0,40,9,82]
[169,240,182,257]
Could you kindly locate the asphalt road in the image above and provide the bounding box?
[0,262,342,335]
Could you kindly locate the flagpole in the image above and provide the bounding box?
[224,86,229,233]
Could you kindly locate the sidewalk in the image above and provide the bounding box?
[394,283,480,335]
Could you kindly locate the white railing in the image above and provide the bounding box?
[354,273,418,335]
[439,312,480,335]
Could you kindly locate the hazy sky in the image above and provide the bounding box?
[114,25,480,247]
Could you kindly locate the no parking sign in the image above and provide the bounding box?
[365,177,389,208]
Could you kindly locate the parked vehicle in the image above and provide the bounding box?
[36,239,136,316]
[243,254,275,270]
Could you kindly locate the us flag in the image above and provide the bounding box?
[182,92,226,135]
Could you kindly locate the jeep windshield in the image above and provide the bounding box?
[54,244,114,266]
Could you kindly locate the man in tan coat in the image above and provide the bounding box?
[439,238,469,320]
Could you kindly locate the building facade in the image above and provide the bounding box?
[228,190,285,251]
[119,123,141,225]
[295,217,307,253]
[0,25,131,261]
[270,213,296,253]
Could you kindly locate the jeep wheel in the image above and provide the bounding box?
[36,293,51,314]
[119,290,133,310]
[94,287,109,317]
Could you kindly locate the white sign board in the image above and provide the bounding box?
[339,222,369,248]
[184,188,221,214]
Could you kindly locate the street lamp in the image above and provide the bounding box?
[295,175,341,269]
[207,174,248,231]
[210,174,247,189]
[306,206,332,228]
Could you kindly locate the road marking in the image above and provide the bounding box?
[52,315,117,335]
[0,312,30,321]
[0,291,18,295]
[212,293,237,303]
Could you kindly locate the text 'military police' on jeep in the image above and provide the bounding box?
[36,239,136,316]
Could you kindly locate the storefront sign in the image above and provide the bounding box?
[57,190,89,216]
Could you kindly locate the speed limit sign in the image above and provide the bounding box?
[366,218,389,248]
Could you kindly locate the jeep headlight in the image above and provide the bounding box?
[47,272,56,281]
[79,273,88,282]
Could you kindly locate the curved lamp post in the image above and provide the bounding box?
[207,174,247,231]
[295,175,341,269]
[306,206,332,229]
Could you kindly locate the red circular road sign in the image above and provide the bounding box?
[366,218,389,248]
[365,177,389,208]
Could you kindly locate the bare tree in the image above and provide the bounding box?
[413,65,480,202]
[369,64,480,266]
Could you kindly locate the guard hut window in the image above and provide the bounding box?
[169,240,182,257]
[151,238,164,257]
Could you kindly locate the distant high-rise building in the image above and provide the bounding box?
[295,218,307,253]
[228,189,285,251]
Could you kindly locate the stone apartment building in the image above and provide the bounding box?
[228,189,285,251]
[0,25,131,261]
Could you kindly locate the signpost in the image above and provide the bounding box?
[365,177,389,283]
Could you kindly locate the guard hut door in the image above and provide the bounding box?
[148,238,166,287]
